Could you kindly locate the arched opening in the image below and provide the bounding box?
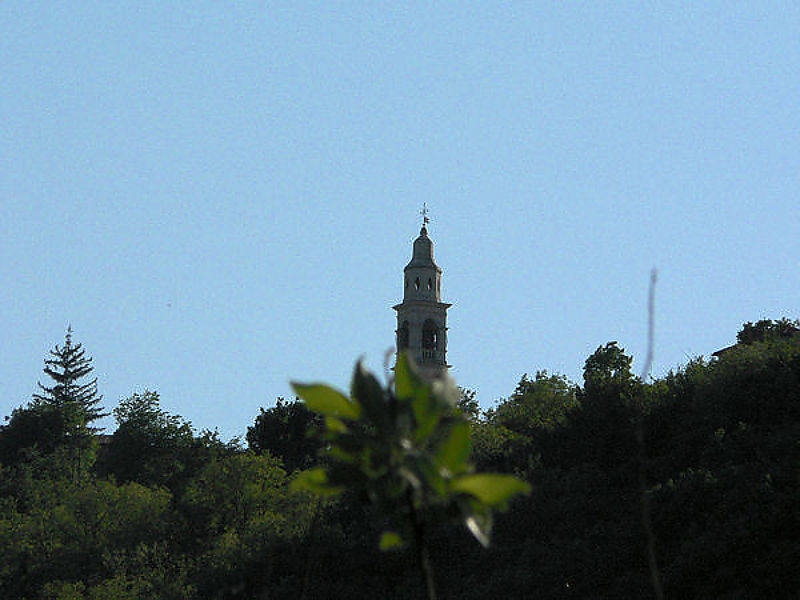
[427,278,432,291]
[422,319,439,351]
[414,277,420,291]
[397,321,409,350]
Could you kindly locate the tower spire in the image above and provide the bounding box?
[393,213,452,379]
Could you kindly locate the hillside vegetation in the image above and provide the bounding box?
[1,320,797,599]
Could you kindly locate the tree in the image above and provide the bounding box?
[102,391,195,489]
[33,326,106,428]
[0,477,174,599]
[563,342,641,471]
[29,327,107,481]
[1,328,106,480]
[582,341,635,394]
[483,371,578,473]
[643,328,800,598]
[0,402,71,467]
[180,452,316,598]
[456,387,481,421]
[736,317,800,346]
[246,398,322,472]
[493,371,578,434]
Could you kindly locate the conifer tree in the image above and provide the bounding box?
[32,326,107,479]
[34,326,106,425]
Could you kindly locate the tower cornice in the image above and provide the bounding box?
[392,301,452,311]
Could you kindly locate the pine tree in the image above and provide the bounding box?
[32,326,107,479]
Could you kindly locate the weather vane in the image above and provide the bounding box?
[420,202,430,226]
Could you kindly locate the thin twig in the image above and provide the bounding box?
[637,268,665,599]
[640,269,657,382]
[407,490,437,600]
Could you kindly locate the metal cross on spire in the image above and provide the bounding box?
[420,202,430,226]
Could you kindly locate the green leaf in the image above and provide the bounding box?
[434,421,471,475]
[324,415,348,434]
[412,389,439,441]
[327,445,358,464]
[451,473,531,506]
[395,353,423,400]
[379,531,406,551]
[291,382,361,419]
[351,361,390,430]
[394,353,440,440]
[290,467,342,496]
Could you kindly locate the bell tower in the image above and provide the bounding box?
[393,205,451,379]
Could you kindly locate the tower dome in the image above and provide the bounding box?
[405,225,440,270]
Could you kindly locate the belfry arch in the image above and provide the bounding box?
[422,319,438,350]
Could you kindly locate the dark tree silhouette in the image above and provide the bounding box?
[31,326,107,479]
[33,326,106,426]
[247,397,322,472]
[736,317,800,345]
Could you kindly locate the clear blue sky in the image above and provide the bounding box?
[2,3,798,440]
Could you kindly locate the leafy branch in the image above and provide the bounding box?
[291,354,530,599]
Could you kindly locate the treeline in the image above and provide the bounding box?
[1,320,798,599]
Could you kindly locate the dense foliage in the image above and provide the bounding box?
[0,322,797,598]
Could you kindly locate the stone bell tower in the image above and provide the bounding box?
[393,205,451,379]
